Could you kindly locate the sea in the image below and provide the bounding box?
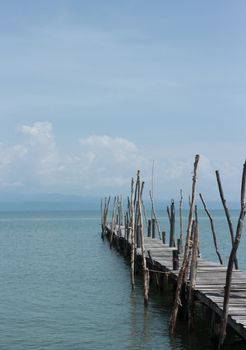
[0,208,245,350]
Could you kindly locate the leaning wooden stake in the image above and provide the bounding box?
[151,160,155,219]
[137,171,149,305]
[169,154,200,334]
[217,161,246,349]
[149,190,162,239]
[179,189,183,254]
[100,198,104,239]
[110,196,117,248]
[188,220,199,331]
[105,196,110,224]
[168,200,175,247]
[102,196,110,239]
[140,181,148,227]
[118,195,123,227]
[199,193,223,265]
[216,170,239,270]
[194,205,201,258]
[130,177,136,291]
[102,197,107,236]
[111,196,116,230]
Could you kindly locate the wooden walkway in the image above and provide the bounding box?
[105,225,246,342]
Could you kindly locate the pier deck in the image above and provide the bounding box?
[105,225,246,341]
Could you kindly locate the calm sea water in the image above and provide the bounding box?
[0,209,245,350]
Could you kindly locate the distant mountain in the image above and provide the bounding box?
[0,192,240,211]
[0,193,101,211]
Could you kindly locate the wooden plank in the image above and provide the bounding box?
[107,228,246,340]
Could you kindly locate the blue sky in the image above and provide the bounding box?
[0,0,245,201]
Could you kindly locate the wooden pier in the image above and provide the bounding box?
[101,157,246,348]
[103,223,246,344]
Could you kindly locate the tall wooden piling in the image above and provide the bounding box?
[168,200,175,247]
[169,154,200,334]
[140,181,148,227]
[147,219,151,237]
[188,220,199,330]
[136,224,141,248]
[100,198,104,239]
[130,177,135,291]
[137,171,149,305]
[110,196,117,248]
[151,218,156,238]
[102,196,110,240]
[162,231,166,244]
[172,249,179,270]
[216,170,239,270]
[179,189,183,254]
[218,161,246,349]
[199,193,223,265]
[149,190,161,239]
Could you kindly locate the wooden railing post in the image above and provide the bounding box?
[162,231,166,244]
[152,218,156,239]
[172,249,179,270]
[147,219,151,237]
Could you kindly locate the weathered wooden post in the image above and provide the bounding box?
[217,161,246,349]
[216,170,239,270]
[151,218,156,238]
[124,213,129,256]
[120,195,124,226]
[147,219,151,237]
[188,220,199,330]
[130,177,135,291]
[172,249,179,270]
[111,196,116,231]
[110,196,117,248]
[167,206,171,243]
[100,198,104,240]
[177,238,182,254]
[179,189,183,254]
[169,154,200,334]
[136,224,141,248]
[125,213,129,240]
[149,190,162,239]
[199,193,223,265]
[140,181,148,228]
[102,196,110,240]
[194,205,201,258]
[162,231,166,244]
[137,170,149,305]
[170,200,175,247]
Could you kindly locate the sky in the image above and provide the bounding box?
[0,0,245,203]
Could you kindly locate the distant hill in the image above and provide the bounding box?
[0,193,101,211]
[0,192,240,211]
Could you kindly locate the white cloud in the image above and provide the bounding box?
[0,143,28,188]
[80,134,139,164]
[0,123,149,194]
[20,122,56,150]
[77,135,149,191]
[0,122,244,202]
[0,144,28,167]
